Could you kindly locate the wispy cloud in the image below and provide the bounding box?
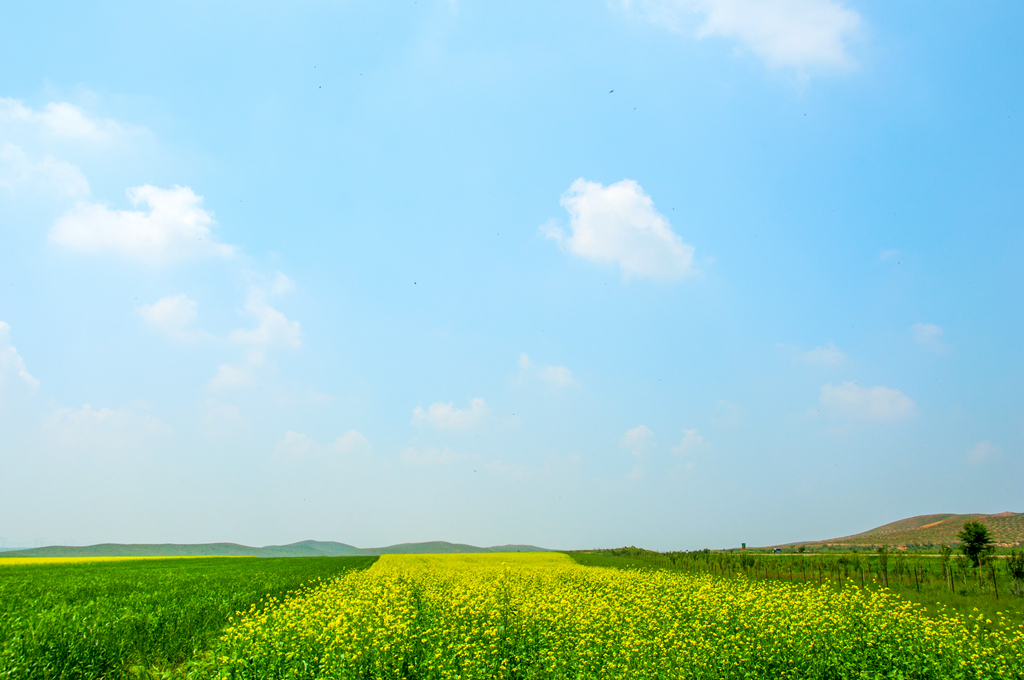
[819,381,915,421]
[0,321,39,390]
[207,273,303,391]
[400,445,464,465]
[138,294,209,342]
[620,0,862,73]
[967,440,997,465]
[621,425,655,480]
[778,341,846,366]
[517,353,580,388]
[275,430,370,458]
[412,398,489,430]
[911,323,949,354]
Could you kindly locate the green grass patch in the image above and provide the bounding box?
[567,549,1024,628]
[0,555,376,679]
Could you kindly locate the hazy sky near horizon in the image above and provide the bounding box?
[1,0,1021,550]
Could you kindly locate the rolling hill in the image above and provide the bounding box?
[787,511,1024,548]
[0,540,550,559]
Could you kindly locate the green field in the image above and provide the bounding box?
[3,551,1023,679]
[0,555,376,679]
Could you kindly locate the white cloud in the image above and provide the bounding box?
[819,381,915,421]
[778,341,846,365]
[199,399,246,438]
[400,445,464,465]
[487,459,531,482]
[878,249,899,262]
[621,0,861,72]
[621,424,655,456]
[43,404,171,455]
[0,142,90,199]
[412,398,489,430]
[967,440,997,465]
[332,430,371,456]
[49,185,235,264]
[276,430,317,457]
[207,364,257,391]
[672,428,706,456]
[208,274,302,391]
[620,424,655,480]
[545,179,695,281]
[712,399,742,427]
[138,294,207,341]
[0,97,134,143]
[516,353,580,389]
[802,341,846,366]
[228,275,302,349]
[912,323,948,354]
[538,364,578,388]
[276,429,371,458]
[0,321,39,390]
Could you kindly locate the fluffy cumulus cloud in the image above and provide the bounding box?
[0,142,90,198]
[275,430,370,457]
[138,294,205,341]
[49,185,235,264]
[0,98,148,202]
[0,97,134,143]
[621,0,861,72]
[819,381,915,421]
[412,398,489,430]
[545,179,695,281]
[912,323,949,354]
[0,321,39,389]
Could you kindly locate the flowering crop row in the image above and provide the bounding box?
[202,552,1024,679]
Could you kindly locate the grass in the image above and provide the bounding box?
[0,555,376,679]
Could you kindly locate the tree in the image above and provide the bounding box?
[957,520,994,567]
[1008,550,1024,596]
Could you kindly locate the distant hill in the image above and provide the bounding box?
[786,512,1024,548]
[0,540,550,559]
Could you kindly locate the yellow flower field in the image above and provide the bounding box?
[204,552,1024,679]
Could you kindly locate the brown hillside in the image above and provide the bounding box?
[790,512,1024,548]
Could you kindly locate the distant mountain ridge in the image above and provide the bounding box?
[0,540,551,559]
[787,511,1024,548]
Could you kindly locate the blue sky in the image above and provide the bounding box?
[1,0,1021,550]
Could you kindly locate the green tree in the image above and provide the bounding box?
[1008,549,1024,596]
[957,520,994,567]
